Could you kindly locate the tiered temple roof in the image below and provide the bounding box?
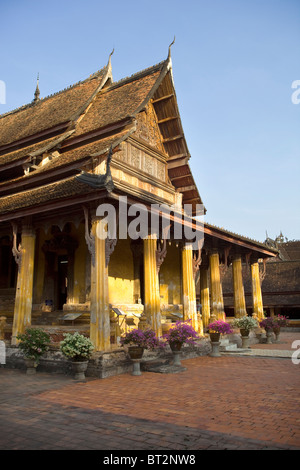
[0,51,203,222]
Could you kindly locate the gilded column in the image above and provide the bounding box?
[209,252,225,321]
[251,261,264,321]
[143,235,161,336]
[232,255,247,318]
[200,267,210,328]
[182,243,198,332]
[89,218,110,351]
[11,220,36,345]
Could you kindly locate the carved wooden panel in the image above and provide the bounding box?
[135,104,164,151]
[116,141,167,183]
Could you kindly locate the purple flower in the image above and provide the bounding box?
[207,320,233,335]
[273,315,289,327]
[259,317,277,331]
[162,320,198,347]
[120,328,162,349]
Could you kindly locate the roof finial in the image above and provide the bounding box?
[33,73,40,103]
[168,36,176,59]
[108,48,114,67]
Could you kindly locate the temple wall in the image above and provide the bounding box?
[159,243,182,307]
[108,238,134,305]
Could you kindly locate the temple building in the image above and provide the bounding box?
[0,47,278,351]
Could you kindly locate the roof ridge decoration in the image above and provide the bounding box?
[126,40,175,119]
[168,36,176,60]
[107,38,175,93]
[33,73,40,103]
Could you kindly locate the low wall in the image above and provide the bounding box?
[3,338,211,379]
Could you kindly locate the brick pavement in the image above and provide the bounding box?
[0,332,300,451]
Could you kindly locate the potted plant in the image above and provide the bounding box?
[207,320,233,341]
[60,332,94,380]
[120,328,162,375]
[259,317,275,344]
[17,328,51,375]
[231,315,258,348]
[162,320,198,366]
[207,320,233,357]
[272,315,288,342]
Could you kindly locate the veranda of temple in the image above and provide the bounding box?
[0,48,278,353]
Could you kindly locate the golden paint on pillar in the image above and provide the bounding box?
[181,243,198,332]
[89,219,110,351]
[200,267,210,328]
[232,255,247,318]
[251,261,264,322]
[209,252,225,321]
[143,235,161,336]
[12,223,36,345]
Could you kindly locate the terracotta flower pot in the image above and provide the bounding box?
[209,332,220,343]
[170,342,182,352]
[128,346,144,376]
[128,346,144,360]
[240,328,250,337]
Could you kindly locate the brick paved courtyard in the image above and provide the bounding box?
[0,332,300,451]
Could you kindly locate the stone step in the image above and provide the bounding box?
[146,364,187,374]
[220,338,230,346]
[221,348,252,354]
[220,343,238,351]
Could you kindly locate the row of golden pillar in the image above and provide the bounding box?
[202,253,264,327]
[10,218,265,352]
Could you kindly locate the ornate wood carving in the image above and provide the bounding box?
[156,239,167,274]
[259,258,267,284]
[242,251,252,279]
[156,225,170,273]
[192,241,202,279]
[11,222,22,268]
[83,205,95,267]
[105,237,117,267]
[219,246,231,280]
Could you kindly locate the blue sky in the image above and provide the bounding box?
[1,0,299,243]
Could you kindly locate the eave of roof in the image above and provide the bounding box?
[0,175,105,222]
[204,222,279,256]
